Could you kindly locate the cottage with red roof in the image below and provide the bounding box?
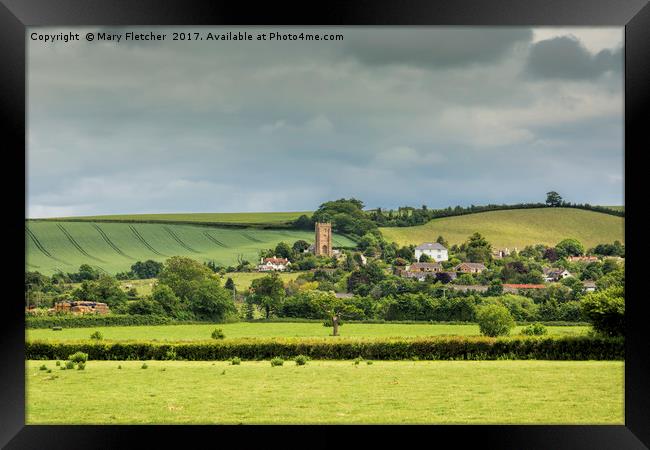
[257,256,291,272]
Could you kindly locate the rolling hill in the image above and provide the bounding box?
[25,221,355,276]
[380,208,624,249]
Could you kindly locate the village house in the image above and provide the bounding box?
[542,268,572,282]
[257,256,290,272]
[454,262,487,274]
[567,255,599,263]
[407,262,443,273]
[414,242,448,262]
[582,280,597,292]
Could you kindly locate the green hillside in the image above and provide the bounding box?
[38,211,311,227]
[381,208,624,249]
[26,221,355,276]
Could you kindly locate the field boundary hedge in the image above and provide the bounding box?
[25,336,623,361]
[244,318,590,326]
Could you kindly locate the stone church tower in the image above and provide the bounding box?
[314,222,332,257]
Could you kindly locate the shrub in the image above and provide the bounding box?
[581,286,625,337]
[55,360,61,366]
[25,336,624,361]
[353,357,363,365]
[90,331,103,340]
[477,304,515,337]
[68,352,88,363]
[211,328,225,340]
[141,363,148,369]
[52,326,62,331]
[117,365,122,369]
[366,360,373,365]
[39,364,48,371]
[522,323,548,336]
[230,357,241,365]
[294,355,309,366]
[270,357,284,366]
[65,360,75,370]
[163,349,177,361]
[77,362,85,370]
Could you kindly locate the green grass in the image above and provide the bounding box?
[26,322,589,342]
[38,211,311,225]
[26,360,623,424]
[223,272,305,291]
[26,221,355,276]
[381,208,624,249]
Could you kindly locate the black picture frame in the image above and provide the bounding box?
[1,0,648,448]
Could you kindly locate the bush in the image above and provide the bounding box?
[77,362,85,370]
[270,357,284,366]
[581,286,624,337]
[27,314,173,329]
[163,349,177,361]
[52,326,62,331]
[65,360,75,370]
[353,357,363,365]
[366,360,373,365]
[294,355,309,366]
[39,364,48,371]
[55,360,61,366]
[68,351,88,363]
[522,323,548,336]
[117,365,122,369]
[477,304,515,337]
[141,363,148,369]
[26,336,623,361]
[211,328,225,340]
[230,357,241,365]
[90,331,103,340]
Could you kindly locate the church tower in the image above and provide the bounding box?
[314,222,332,257]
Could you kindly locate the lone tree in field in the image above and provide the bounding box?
[249,273,285,319]
[545,191,563,207]
[311,291,361,337]
[477,304,515,337]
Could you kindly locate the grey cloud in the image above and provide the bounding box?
[525,36,622,80]
[341,28,533,68]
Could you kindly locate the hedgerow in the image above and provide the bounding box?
[25,336,623,361]
[25,314,174,329]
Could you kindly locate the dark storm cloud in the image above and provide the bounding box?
[342,28,533,67]
[525,35,622,80]
[26,27,623,217]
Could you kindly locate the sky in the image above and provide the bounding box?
[27,27,624,218]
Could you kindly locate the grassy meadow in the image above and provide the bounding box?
[381,208,624,249]
[26,221,355,275]
[26,360,623,424]
[26,322,589,342]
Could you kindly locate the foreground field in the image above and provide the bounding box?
[26,360,623,424]
[26,322,589,341]
[26,221,355,275]
[381,208,624,249]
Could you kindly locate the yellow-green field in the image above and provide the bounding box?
[39,211,311,225]
[26,322,589,342]
[26,360,623,424]
[381,208,624,249]
[26,221,354,276]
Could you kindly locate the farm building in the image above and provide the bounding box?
[50,301,110,315]
[257,257,290,272]
[414,242,448,262]
[454,262,487,274]
[583,280,597,292]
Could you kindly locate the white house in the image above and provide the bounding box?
[542,268,572,282]
[414,242,448,262]
[257,256,290,272]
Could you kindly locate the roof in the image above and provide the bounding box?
[263,257,289,264]
[409,262,442,270]
[455,262,487,270]
[543,268,569,275]
[583,280,597,287]
[415,242,447,251]
[503,284,546,289]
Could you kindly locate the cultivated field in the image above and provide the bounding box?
[26,221,355,275]
[26,360,623,424]
[26,322,589,341]
[381,208,624,249]
[39,211,311,226]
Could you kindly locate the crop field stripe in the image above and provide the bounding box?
[163,226,201,253]
[56,224,106,263]
[241,232,264,243]
[128,225,168,257]
[203,231,228,248]
[91,224,132,258]
[25,226,70,265]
